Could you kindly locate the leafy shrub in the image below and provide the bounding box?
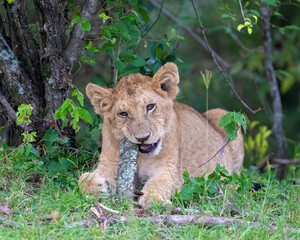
[174,164,253,204]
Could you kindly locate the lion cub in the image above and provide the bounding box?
[79,63,244,207]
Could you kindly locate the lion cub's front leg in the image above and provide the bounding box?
[78,155,118,196]
[78,172,110,195]
[138,163,182,207]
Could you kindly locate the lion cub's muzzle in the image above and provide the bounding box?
[138,140,160,154]
[133,134,160,154]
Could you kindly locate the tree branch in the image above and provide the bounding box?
[116,138,138,199]
[261,5,287,155]
[261,4,287,179]
[0,92,17,123]
[190,0,262,114]
[148,0,230,70]
[64,0,101,64]
[141,0,165,38]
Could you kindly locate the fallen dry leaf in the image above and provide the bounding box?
[0,203,12,215]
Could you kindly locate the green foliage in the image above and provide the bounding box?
[71,16,91,32]
[0,127,95,187]
[218,112,247,140]
[93,1,184,82]
[175,164,252,204]
[16,104,37,142]
[54,85,92,132]
[244,120,272,166]
[16,104,33,126]
[237,15,258,35]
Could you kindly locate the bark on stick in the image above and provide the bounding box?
[116,138,138,199]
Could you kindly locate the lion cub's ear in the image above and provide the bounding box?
[86,83,113,115]
[153,62,179,99]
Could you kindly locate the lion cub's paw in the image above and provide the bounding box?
[78,172,110,195]
[138,193,172,208]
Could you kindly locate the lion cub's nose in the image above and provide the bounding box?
[135,134,150,143]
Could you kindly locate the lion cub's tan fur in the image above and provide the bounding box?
[79,63,244,207]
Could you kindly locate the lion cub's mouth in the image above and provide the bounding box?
[138,141,159,154]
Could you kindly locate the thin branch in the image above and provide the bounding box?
[190,0,262,114]
[218,136,227,164]
[64,0,101,64]
[1,212,299,233]
[0,143,27,162]
[198,139,230,168]
[198,126,242,169]
[258,156,299,173]
[0,93,17,123]
[238,0,246,22]
[148,0,231,71]
[97,203,120,215]
[272,158,300,165]
[261,4,287,176]
[141,0,165,38]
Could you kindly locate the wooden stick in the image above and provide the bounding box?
[116,138,138,199]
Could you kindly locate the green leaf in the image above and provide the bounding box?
[180,185,193,201]
[247,27,253,35]
[118,20,129,36]
[92,76,107,87]
[81,20,91,32]
[78,108,93,124]
[265,0,278,6]
[43,129,60,145]
[115,60,126,72]
[22,131,36,142]
[54,99,72,119]
[218,113,232,128]
[138,7,150,23]
[163,55,177,64]
[99,12,110,21]
[234,113,247,133]
[81,56,95,64]
[132,57,147,67]
[71,16,82,25]
[237,24,244,32]
[72,89,84,107]
[84,41,99,52]
[60,157,73,171]
[16,104,33,126]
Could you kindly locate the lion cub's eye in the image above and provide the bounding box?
[146,103,156,112]
[118,112,128,118]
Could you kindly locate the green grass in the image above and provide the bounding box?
[0,170,299,240]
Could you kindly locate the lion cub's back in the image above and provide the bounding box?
[173,102,243,177]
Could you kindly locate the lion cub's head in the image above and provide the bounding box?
[86,63,179,156]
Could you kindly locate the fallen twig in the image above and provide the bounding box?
[170,207,212,216]
[91,206,108,231]
[258,156,300,173]
[97,203,120,215]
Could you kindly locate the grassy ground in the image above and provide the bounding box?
[0,168,299,240]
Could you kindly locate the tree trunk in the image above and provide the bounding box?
[261,4,287,179]
[0,0,101,141]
